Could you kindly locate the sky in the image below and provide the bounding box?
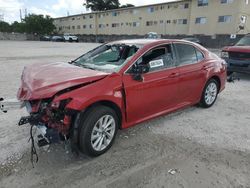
[0,0,175,23]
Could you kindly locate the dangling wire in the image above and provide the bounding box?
[29,125,38,168]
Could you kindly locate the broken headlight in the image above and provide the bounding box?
[51,99,72,110]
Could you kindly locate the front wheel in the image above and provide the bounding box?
[78,106,118,156]
[200,79,219,108]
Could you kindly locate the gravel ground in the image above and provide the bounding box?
[0,41,250,188]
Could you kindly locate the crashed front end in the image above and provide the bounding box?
[16,62,109,148]
[18,98,74,147]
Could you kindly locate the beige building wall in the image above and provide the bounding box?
[189,0,241,35]
[53,0,250,36]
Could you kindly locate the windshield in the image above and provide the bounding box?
[236,36,250,46]
[73,44,141,73]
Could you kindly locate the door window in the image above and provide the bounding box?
[132,44,175,72]
[174,43,204,66]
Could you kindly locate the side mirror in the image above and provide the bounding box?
[134,64,150,74]
[131,64,149,81]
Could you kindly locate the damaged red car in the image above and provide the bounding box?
[17,39,227,156]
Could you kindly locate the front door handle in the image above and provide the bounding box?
[169,72,179,78]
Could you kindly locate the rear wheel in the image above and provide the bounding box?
[200,79,219,108]
[78,106,118,156]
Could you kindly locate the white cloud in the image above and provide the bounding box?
[52,0,87,15]
[29,7,58,18]
[0,0,24,22]
[119,0,177,6]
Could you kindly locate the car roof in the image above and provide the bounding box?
[109,39,182,46]
[108,39,199,46]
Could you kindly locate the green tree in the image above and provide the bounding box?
[11,21,25,33]
[0,21,11,32]
[84,0,120,11]
[22,14,56,34]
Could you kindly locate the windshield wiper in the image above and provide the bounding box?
[80,64,96,70]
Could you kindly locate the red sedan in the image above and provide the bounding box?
[17,39,227,156]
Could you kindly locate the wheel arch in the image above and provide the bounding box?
[209,75,221,91]
[77,100,123,129]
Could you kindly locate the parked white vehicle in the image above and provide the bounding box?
[63,34,79,42]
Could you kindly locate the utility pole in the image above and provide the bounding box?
[0,14,4,21]
[25,8,27,18]
[19,9,22,21]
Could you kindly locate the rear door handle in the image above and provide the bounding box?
[169,72,179,78]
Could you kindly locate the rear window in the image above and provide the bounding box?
[175,43,204,66]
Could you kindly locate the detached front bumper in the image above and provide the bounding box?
[18,114,62,147]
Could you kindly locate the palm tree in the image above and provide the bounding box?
[84,0,120,11]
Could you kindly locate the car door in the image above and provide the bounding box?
[122,44,179,124]
[173,43,207,105]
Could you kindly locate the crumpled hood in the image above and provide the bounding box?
[17,62,109,100]
[222,46,250,53]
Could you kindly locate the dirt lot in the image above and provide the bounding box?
[0,41,250,188]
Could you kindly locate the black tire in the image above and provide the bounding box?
[200,79,219,108]
[69,38,73,42]
[78,106,119,156]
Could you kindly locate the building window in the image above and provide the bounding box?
[148,7,154,13]
[221,0,233,3]
[179,3,189,9]
[166,20,171,24]
[133,22,140,27]
[89,24,93,29]
[72,26,75,29]
[112,12,117,16]
[89,14,93,18]
[198,0,208,6]
[72,17,75,20]
[146,21,158,26]
[83,25,86,29]
[218,15,232,23]
[146,21,153,26]
[83,15,86,19]
[195,17,207,24]
[159,20,164,25]
[99,24,105,28]
[178,19,187,24]
[112,23,119,27]
[184,3,189,8]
